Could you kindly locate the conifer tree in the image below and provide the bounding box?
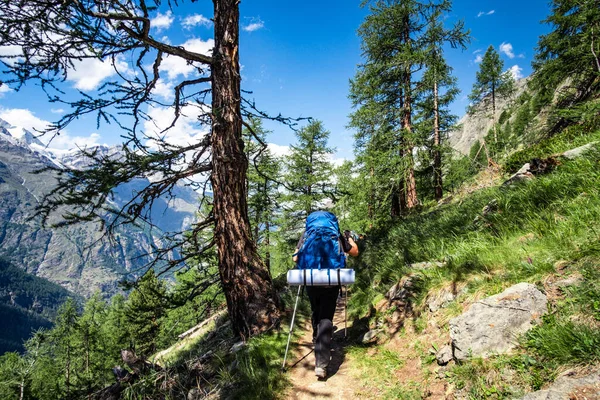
[532,0,600,130]
[243,118,282,272]
[0,0,280,338]
[468,46,516,144]
[350,0,430,216]
[417,0,468,200]
[51,299,79,398]
[283,120,335,223]
[125,270,167,357]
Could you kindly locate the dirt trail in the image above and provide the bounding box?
[285,296,364,399]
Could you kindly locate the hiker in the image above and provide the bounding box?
[292,211,358,378]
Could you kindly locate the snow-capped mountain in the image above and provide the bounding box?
[0,118,200,298]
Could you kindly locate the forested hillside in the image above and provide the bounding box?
[0,0,599,399]
[0,258,75,353]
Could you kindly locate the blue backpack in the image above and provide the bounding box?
[296,211,346,271]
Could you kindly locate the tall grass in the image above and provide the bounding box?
[351,143,600,317]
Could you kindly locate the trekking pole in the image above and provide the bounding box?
[344,285,348,338]
[282,285,302,371]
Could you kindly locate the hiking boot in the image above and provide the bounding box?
[315,367,326,379]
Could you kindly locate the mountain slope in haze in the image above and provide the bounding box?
[0,118,200,298]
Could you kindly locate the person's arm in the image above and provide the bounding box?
[347,237,359,257]
[292,248,299,263]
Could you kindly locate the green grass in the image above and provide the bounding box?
[347,346,422,399]
[350,142,600,321]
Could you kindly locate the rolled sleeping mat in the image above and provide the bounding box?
[287,268,355,286]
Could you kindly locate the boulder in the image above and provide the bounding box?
[562,142,598,160]
[449,283,547,360]
[522,371,600,399]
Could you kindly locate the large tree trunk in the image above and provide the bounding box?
[211,0,280,339]
[433,79,443,201]
[402,15,418,210]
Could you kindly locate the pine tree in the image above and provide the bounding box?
[469,45,516,145]
[532,0,600,130]
[125,270,167,357]
[417,0,469,200]
[0,0,280,338]
[243,118,282,272]
[350,0,429,216]
[283,120,335,223]
[51,299,79,398]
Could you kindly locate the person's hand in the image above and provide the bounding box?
[344,230,351,240]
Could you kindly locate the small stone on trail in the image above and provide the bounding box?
[361,329,381,344]
[435,345,454,366]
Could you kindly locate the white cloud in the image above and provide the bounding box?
[48,132,103,151]
[499,42,515,59]
[182,14,212,29]
[474,54,483,63]
[0,84,12,98]
[51,108,65,114]
[473,49,482,54]
[143,104,210,150]
[0,45,23,66]
[151,11,174,31]
[153,79,174,101]
[159,38,214,80]
[0,108,51,133]
[242,18,264,32]
[66,57,130,91]
[0,107,104,151]
[477,10,495,17]
[507,65,524,79]
[267,143,290,157]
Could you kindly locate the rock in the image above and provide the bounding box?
[427,288,457,312]
[562,142,599,160]
[229,341,245,353]
[522,371,600,399]
[409,261,446,270]
[386,275,420,302]
[554,275,582,288]
[503,166,535,186]
[449,283,547,360]
[436,345,454,365]
[361,329,381,343]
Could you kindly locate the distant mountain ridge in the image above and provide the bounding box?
[0,118,200,298]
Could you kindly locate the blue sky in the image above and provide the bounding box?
[0,0,552,160]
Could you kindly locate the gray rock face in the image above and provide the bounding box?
[450,283,547,360]
[522,371,600,399]
[448,78,529,155]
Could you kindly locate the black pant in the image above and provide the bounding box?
[306,286,340,369]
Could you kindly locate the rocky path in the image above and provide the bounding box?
[285,296,361,399]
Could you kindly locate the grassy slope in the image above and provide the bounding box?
[345,127,600,398]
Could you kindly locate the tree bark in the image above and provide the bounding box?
[433,79,443,201]
[211,0,280,339]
